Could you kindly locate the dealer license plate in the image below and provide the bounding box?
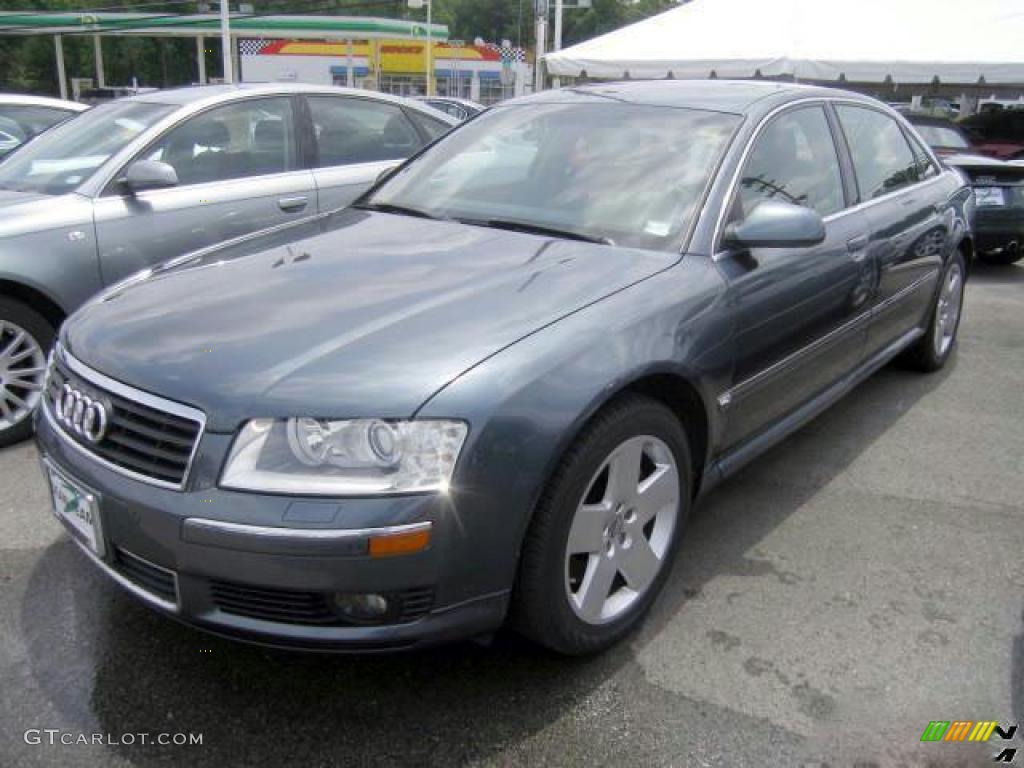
[46,463,104,557]
[974,186,1006,207]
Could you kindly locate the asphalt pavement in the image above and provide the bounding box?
[1,263,1021,768]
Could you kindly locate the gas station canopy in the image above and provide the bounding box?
[0,12,448,41]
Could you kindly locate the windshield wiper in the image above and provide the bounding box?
[457,217,613,245]
[355,201,443,220]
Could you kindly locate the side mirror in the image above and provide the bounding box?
[120,159,178,193]
[723,200,826,249]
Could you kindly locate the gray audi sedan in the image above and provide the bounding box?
[36,81,972,654]
[0,83,455,445]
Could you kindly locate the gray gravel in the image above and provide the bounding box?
[1,263,1021,768]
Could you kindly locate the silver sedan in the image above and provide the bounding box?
[0,83,456,445]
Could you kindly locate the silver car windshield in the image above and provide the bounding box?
[0,101,175,195]
[914,124,970,150]
[368,102,740,250]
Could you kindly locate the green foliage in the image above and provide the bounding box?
[0,0,674,95]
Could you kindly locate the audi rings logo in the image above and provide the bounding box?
[55,383,109,444]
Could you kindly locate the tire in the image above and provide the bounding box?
[511,394,692,655]
[904,251,966,372]
[0,298,55,447]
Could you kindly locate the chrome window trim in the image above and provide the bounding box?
[183,518,432,541]
[717,271,936,408]
[711,97,950,261]
[49,347,206,491]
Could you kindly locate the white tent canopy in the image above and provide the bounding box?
[544,0,1024,85]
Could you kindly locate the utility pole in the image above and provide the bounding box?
[408,0,433,96]
[534,0,548,93]
[220,0,232,83]
[552,0,562,88]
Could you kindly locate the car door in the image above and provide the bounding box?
[834,104,946,358]
[304,95,433,213]
[717,103,874,451]
[92,96,316,285]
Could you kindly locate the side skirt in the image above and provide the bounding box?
[698,326,924,498]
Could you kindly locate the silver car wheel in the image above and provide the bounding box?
[933,262,964,358]
[0,320,47,431]
[564,434,680,625]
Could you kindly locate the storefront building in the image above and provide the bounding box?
[240,38,531,105]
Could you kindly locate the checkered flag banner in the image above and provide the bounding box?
[484,43,527,63]
[238,39,271,56]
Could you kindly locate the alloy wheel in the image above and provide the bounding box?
[564,435,680,625]
[0,320,47,431]
[933,262,964,358]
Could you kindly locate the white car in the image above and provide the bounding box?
[0,94,88,158]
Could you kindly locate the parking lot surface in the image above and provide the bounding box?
[1,264,1021,768]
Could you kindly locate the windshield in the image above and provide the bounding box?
[0,101,175,195]
[914,124,970,150]
[366,101,740,250]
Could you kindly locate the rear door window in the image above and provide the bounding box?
[836,105,922,200]
[308,97,423,167]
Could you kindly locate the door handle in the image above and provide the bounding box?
[278,195,309,212]
[847,234,869,261]
[843,236,868,253]
[899,196,917,206]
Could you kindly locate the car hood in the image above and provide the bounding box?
[0,189,87,237]
[65,209,677,432]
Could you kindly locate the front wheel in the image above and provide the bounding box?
[904,252,966,372]
[511,395,692,655]
[0,298,54,447]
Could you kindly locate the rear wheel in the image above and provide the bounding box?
[512,395,691,655]
[0,298,54,447]
[904,252,965,372]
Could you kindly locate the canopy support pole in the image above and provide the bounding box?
[93,35,106,88]
[54,34,68,99]
[347,39,354,87]
[196,37,207,84]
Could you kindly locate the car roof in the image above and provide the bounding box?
[507,80,873,115]
[0,93,88,111]
[128,82,454,118]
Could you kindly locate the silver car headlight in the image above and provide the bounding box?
[220,418,468,495]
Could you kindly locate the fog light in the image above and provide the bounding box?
[332,592,390,623]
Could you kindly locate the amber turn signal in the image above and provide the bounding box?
[369,525,431,557]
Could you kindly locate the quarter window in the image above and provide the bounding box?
[139,97,297,186]
[737,106,845,218]
[836,105,922,200]
[308,97,422,167]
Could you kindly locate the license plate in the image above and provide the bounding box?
[46,463,104,557]
[975,186,1006,207]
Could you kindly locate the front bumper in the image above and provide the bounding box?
[35,402,508,651]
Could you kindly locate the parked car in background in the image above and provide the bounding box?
[960,108,1024,160]
[906,113,1024,264]
[37,82,971,654]
[0,83,455,445]
[0,94,87,158]
[413,96,484,121]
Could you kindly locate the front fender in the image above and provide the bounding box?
[415,256,731,604]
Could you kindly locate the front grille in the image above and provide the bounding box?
[113,547,178,603]
[46,356,202,488]
[209,579,436,626]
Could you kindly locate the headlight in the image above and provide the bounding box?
[220,418,468,495]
